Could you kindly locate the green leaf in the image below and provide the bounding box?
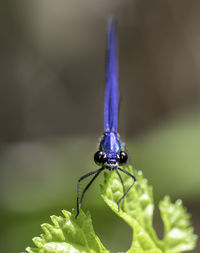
[159,196,197,253]
[26,166,197,253]
[26,209,109,253]
[100,166,197,253]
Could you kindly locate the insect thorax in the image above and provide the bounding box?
[99,132,121,154]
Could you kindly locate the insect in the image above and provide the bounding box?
[76,18,136,218]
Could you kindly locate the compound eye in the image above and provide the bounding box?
[119,151,128,164]
[94,151,107,165]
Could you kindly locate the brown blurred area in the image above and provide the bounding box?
[1,0,200,141]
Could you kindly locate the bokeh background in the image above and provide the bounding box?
[0,0,200,252]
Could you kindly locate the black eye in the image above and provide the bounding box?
[94,151,107,165]
[119,151,128,164]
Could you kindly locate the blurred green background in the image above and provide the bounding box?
[0,0,200,252]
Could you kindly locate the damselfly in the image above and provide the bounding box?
[76,19,136,217]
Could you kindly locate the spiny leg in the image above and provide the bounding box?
[116,169,125,211]
[76,167,103,218]
[79,169,103,208]
[123,145,144,193]
[117,167,137,207]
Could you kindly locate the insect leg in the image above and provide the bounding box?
[76,167,103,218]
[116,169,125,211]
[117,167,137,207]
